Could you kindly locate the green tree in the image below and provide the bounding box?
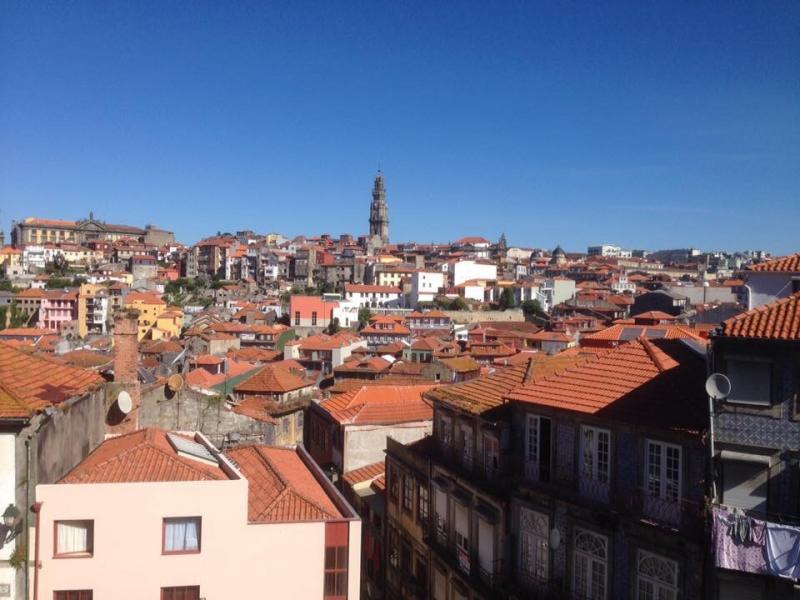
[521,299,547,320]
[357,307,373,329]
[326,317,341,335]
[0,280,16,292]
[0,301,29,329]
[499,288,516,310]
[449,297,468,311]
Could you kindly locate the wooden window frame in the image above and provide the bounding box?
[162,517,202,555]
[160,585,200,600]
[53,520,94,559]
[53,591,93,600]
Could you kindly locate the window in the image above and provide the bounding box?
[54,592,93,600]
[388,465,399,503]
[726,357,772,405]
[403,475,414,512]
[454,500,470,574]
[645,441,681,502]
[312,311,318,326]
[477,517,495,581]
[418,484,429,523]
[434,487,448,545]
[439,414,453,447]
[580,426,611,501]
[483,435,499,479]
[324,522,349,599]
[636,551,678,600]
[519,507,549,583]
[160,586,200,600]
[163,517,201,554]
[294,311,300,326]
[722,458,769,512]
[459,424,474,469]
[54,520,94,557]
[573,529,608,600]
[525,414,552,482]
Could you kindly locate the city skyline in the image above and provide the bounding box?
[1,2,798,253]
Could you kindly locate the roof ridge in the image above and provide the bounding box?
[639,337,669,373]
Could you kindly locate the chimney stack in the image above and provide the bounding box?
[107,308,142,434]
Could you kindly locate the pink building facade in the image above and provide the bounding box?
[33,429,361,600]
[37,290,78,332]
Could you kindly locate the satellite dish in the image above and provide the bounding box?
[549,527,561,550]
[117,390,133,414]
[167,374,184,392]
[705,373,731,401]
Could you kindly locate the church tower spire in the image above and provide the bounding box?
[369,171,390,245]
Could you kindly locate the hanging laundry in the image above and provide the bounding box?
[712,507,768,575]
[765,523,800,580]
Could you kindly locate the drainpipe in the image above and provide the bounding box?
[24,437,31,600]
[743,283,753,311]
[31,502,42,600]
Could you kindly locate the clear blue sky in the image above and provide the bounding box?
[1,1,798,253]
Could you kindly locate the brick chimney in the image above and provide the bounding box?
[107,308,141,435]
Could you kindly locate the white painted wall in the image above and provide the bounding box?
[452,261,497,286]
[343,422,432,472]
[0,433,17,599]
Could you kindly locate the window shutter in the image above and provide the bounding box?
[477,518,494,574]
[723,460,768,512]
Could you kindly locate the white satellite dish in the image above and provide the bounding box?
[705,373,731,401]
[117,390,133,415]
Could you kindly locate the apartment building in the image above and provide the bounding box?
[385,337,709,600]
[34,428,361,600]
[708,291,800,598]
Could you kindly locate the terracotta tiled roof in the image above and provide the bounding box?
[298,331,362,351]
[60,428,229,483]
[507,339,706,433]
[633,310,677,321]
[0,383,31,420]
[225,445,341,522]
[0,327,49,338]
[231,396,279,424]
[0,341,104,413]
[227,347,282,362]
[582,324,705,345]
[361,323,411,336]
[140,339,183,354]
[342,461,385,488]
[334,356,392,374]
[748,253,800,272]
[426,359,546,415]
[235,363,314,394]
[437,355,480,373]
[59,349,113,369]
[319,384,435,425]
[718,292,800,340]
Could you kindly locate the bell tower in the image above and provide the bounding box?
[369,171,390,245]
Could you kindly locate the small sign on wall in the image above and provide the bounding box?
[0,583,11,597]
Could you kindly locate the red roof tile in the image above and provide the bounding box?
[719,291,800,340]
[319,384,435,425]
[235,362,314,394]
[225,445,342,522]
[507,339,706,433]
[60,428,229,483]
[0,341,104,413]
[748,253,800,272]
[342,461,385,488]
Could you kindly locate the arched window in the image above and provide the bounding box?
[573,528,607,599]
[636,550,678,600]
